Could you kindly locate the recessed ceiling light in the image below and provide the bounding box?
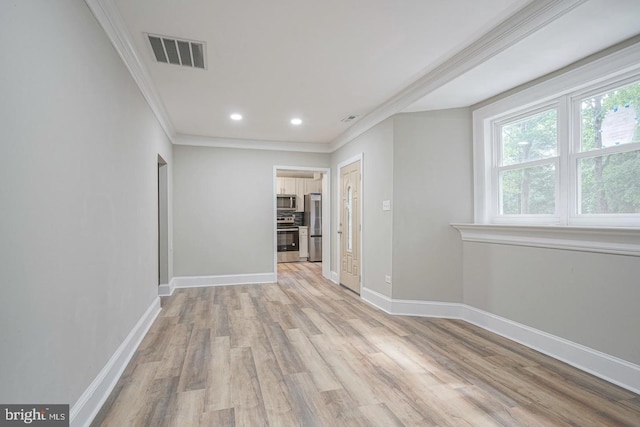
[291,118,302,125]
[230,113,243,121]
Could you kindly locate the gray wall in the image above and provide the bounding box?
[0,0,173,405]
[331,119,394,296]
[463,242,640,365]
[173,145,329,276]
[392,109,473,301]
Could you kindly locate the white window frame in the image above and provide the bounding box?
[492,102,561,224]
[474,42,640,228]
[569,75,640,226]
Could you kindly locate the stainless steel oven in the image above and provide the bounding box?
[277,227,299,263]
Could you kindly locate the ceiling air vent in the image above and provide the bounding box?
[147,34,206,69]
[341,114,360,123]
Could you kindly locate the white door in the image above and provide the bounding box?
[340,160,361,293]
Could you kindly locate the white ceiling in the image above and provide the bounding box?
[99,0,640,151]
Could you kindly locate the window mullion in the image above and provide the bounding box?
[496,157,557,172]
[491,121,502,219]
[558,95,570,225]
[573,141,640,160]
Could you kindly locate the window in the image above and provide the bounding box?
[497,109,558,216]
[576,82,640,216]
[477,67,640,227]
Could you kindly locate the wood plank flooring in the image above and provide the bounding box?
[91,262,640,426]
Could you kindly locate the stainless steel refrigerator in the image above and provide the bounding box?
[304,193,322,262]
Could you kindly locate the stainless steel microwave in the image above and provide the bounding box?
[277,194,297,211]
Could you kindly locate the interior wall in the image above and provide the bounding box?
[392,109,473,301]
[331,119,394,296]
[173,145,330,277]
[0,0,173,405]
[463,242,640,365]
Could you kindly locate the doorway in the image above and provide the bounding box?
[273,166,331,282]
[339,159,361,294]
[157,155,169,291]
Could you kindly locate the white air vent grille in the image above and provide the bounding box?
[341,114,360,123]
[147,34,206,69]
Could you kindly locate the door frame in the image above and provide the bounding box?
[273,165,331,282]
[157,154,170,295]
[336,153,363,293]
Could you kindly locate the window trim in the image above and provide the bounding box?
[473,42,640,228]
[450,223,640,257]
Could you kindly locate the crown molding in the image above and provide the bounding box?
[88,0,589,153]
[174,134,333,153]
[84,0,176,143]
[329,0,588,152]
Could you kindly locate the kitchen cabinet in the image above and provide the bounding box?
[276,177,297,195]
[305,179,322,195]
[276,177,321,211]
[299,226,308,259]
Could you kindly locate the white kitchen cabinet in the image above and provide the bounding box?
[276,177,297,195]
[299,226,309,259]
[305,178,322,195]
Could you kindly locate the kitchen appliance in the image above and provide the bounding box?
[304,193,322,262]
[277,194,297,211]
[276,214,299,263]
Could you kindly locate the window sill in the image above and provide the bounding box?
[450,223,640,257]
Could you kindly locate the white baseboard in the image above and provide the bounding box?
[158,279,175,297]
[361,289,640,395]
[171,272,275,290]
[461,305,640,395]
[330,271,338,284]
[70,297,161,427]
[361,287,464,318]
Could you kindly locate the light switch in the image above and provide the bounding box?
[382,200,391,211]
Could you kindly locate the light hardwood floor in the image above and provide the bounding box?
[92,262,640,426]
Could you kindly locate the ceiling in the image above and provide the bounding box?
[94,0,640,152]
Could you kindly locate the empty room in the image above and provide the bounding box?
[1,1,639,426]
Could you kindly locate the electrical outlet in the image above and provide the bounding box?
[385,275,392,284]
[382,200,391,211]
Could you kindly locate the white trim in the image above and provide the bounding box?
[84,0,175,143]
[336,153,364,289]
[70,297,161,427]
[172,273,275,288]
[158,277,176,297]
[362,288,464,318]
[330,271,338,284]
[451,223,640,256]
[361,289,640,395]
[321,172,332,281]
[273,167,279,280]
[462,305,640,395]
[176,134,332,154]
[330,0,587,151]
